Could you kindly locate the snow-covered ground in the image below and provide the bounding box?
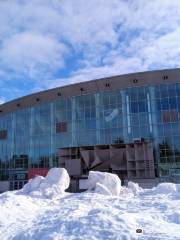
[0,169,180,240]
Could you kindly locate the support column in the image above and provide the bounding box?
[149,86,159,176]
[29,108,34,169]
[95,93,101,144]
[147,92,153,133]
[11,112,15,160]
[11,112,16,167]
[9,111,16,182]
[121,91,129,143]
[49,102,54,168]
[72,98,76,146]
[149,87,158,139]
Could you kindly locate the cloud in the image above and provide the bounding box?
[141,28,180,68]
[0,0,180,101]
[0,97,5,105]
[41,56,147,89]
[0,32,67,79]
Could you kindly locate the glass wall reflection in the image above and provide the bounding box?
[0,82,180,180]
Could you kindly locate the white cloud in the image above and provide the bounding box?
[40,56,147,90]
[0,97,5,105]
[0,0,180,100]
[141,28,180,68]
[0,32,67,79]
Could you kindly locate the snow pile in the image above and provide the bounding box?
[141,182,180,200]
[23,169,122,198]
[127,181,143,195]
[127,181,180,199]
[151,182,178,195]
[88,171,121,196]
[0,172,180,239]
[23,175,44,193]
[22,168,70,198]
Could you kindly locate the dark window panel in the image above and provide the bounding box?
[177,97,180,109]
[56,122,67,133]
[175,156,180,163]
[0,130,7,140]
[168,84,177,97]
[130,102,138,113]
[161,99,169,110]
[155,86,161,98]
[169,98,177,109]
[162,110,178,123]
[138,101,147,112]
[160,85,169,98]
[156,99,161,111]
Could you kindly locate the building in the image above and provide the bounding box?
[0,68,180,192]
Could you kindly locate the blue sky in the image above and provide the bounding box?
[0,0,180,103]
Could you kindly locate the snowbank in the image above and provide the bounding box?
[127,181,180,199]
[1,172,180,239]
[88,171,121,196]
[151,182,177,194]
[147,182,180,199]
[127,181,143,195]
[94,183,112,195]
[22,168,70,198]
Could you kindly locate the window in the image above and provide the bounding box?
[162,110,178,123]
[56,122,67,133]
[169,98,177,109]
[0,130,7,140]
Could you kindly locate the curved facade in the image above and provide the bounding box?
[0,68,180,191]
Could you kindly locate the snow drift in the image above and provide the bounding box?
[127,181,143,195]
[151,182,179,195]
[0,169,180,239]
[22,168,70,198]
[23,169,122,198]
[88,171,121,196]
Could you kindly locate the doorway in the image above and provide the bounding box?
[9,180,28,190]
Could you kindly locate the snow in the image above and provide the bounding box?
[22,168,70,198]
[88,171,121,196]
[0,169,180,240]
[94,182,112,195]
[151,182,178,195]
[127,181,143,195]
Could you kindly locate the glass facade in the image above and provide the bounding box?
[0,82,180,184]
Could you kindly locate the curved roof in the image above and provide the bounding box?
[0,68,180,115]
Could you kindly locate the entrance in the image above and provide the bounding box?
[9,180,28,190]
[9,170,28,190]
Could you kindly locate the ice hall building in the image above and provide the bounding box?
[0,68,180,192]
